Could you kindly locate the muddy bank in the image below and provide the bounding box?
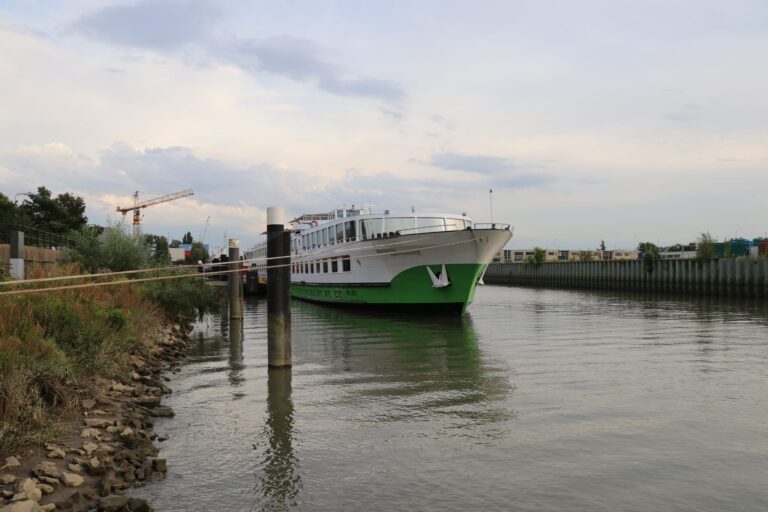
[0,323,191,512]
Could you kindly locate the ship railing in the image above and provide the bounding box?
[473,223,511,230]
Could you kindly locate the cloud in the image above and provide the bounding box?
[429,151,553,187]
[218,35,405,101]
[72,0,220,50]
[71,3,404,101]
[431,152,518,175]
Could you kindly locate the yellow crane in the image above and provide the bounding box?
[116,189,194,237]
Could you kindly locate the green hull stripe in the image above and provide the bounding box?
[290,263,486,312]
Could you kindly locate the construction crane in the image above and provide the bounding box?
[116,189,194,237]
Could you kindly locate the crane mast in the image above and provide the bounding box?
[116,189,194,237]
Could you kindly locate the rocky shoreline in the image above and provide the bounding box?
[0,323,191,512]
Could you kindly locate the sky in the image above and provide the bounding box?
[1,0,766,253]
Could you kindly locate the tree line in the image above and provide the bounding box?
[1,186,209,271]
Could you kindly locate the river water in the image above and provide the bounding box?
[135,286,768,511]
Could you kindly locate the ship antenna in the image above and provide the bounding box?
[489,188,493,223]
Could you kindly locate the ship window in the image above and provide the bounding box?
[385,217,415,235]
[323,260,328,273]
[335,223,344,244]
[345,221,356,242]
[361,218,382,240]
[311,232,317,248]
[342,256,351,272]
[315,261,320,273]
[310,262,314,274]
[322,229,328,246]
[331,259,338,272]
[326,227,334,245]
[416,217,445,234]
[304,263,308,273]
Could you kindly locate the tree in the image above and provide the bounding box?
[170,239,182,248]
[0,192,29,225]
[19,186,87,234]
[638,242,660,273]
[524,247,546,266]
[182,231,193,244]
[185,241,209,264]
[599,240,606,251]
[696,232,716,260]
[155,236,170,263]
[67,222,147,272]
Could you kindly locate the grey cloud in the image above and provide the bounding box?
[73,0,220,50]
[72,4,404,102]
[220,36,405,101]
[430,151,553,188]
[431,152,518,175]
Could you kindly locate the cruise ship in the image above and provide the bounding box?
[245,206,512,315]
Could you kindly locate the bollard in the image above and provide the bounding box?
[267,206,292,368]
[9,231,24,280]
[228,239,243,320]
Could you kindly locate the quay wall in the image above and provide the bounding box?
[484,259,768,298]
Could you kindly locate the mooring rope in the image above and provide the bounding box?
[0,233,494,297]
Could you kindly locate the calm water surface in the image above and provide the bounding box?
[135,287,768,511]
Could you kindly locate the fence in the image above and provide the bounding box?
[484,259,768,298]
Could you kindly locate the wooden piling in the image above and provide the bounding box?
[228,239,243,320]
[267,207,292,368]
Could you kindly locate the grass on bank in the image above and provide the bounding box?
[0,225,221,454]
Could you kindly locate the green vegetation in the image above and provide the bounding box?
[0,187,87,234]
[696,232,716,260]
[638,242,660,273]
[524,247,546,266]
[1,219,221,453]
[67,223,148,273]
[579,251,594,262]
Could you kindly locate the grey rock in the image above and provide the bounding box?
[0,474,16,485]
[151,459,166,473]
[37,484,54,495]
[39,505,55,512]
[2,456,21,469]
[152,406,174,418]
[66,464,83,473]
[82,442,98,456]
[98,495,128,512]
[16,479,37,495]
[79,428,101,439]
[60,472,84,488]
[0,500,43,512]
[32,462,59,479]
[127,498,154,512]
[46,449,65,460]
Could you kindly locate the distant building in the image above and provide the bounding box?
[659,250,697,260]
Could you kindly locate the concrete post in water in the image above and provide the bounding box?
[267,206,292,368]
[9,230,24,280]
[229,239,243,319]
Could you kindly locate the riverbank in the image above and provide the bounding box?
[0,276,220,512]
[0,321,193,512]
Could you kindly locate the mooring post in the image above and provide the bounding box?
[267,206,292,368]
[228,238,243,320]
[9,230,24,280]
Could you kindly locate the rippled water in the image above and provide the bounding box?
[135,287,768,511]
